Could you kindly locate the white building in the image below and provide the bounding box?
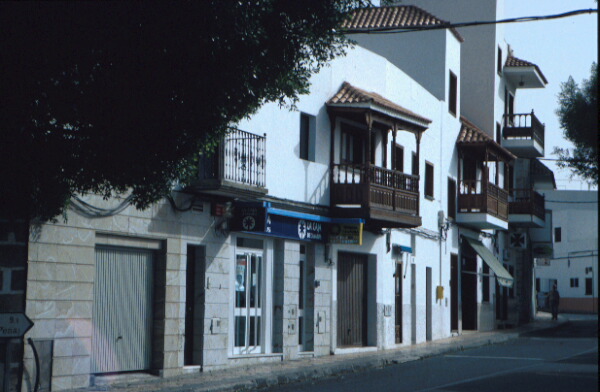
[534,190,598,314]
[8,3,555,391]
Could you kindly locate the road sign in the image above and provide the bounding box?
[0,313,34,338]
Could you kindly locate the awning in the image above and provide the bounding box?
[463,237,514,288]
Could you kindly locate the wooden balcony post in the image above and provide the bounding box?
[415,131,422,216]
[365,112,373,208]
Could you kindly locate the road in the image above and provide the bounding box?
[264,319,598,392]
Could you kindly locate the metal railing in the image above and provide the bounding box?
[199,129,266,188]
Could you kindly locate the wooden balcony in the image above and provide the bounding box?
[331,163,421,229]
[509,189,545,227]
[192,128,267,197]
[457,180,509,230]
[502,111,544,158]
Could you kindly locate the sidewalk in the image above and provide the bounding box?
[74,312,570,392]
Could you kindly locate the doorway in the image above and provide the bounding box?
[298,244,315,352]
[461,251,478,330]
[184,245,205,366]
[337,252,368,347]
[451,254,459,331]
[394,262,402,344]
[426,267,432,341]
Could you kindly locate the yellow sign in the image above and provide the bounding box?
[329,223,363,245]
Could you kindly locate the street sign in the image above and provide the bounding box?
[0,313,34,338]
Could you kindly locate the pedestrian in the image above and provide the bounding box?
[548,284,560,320]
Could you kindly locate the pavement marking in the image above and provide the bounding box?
[445,355,544,361]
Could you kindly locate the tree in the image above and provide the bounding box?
[0,1,368,222]
[554,63,598,185]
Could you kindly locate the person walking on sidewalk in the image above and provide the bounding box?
[548,284,560,320]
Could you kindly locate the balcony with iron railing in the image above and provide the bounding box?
[508,188,545,227]
[331,163,421,228]
[502,111,545,158]
[457,180,509,230]
[194,128,267,197]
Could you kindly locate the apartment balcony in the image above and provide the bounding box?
[192,129,267,198]
[502,111,544,158]
[509,189,545,228]
[331,163,421,229]
[457,180,509,230]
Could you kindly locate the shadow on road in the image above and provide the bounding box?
[522,320,599,339]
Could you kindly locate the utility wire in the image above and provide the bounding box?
[342,9,597,35]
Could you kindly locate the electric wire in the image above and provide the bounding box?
[341,9,598,35]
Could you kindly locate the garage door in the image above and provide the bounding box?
[91,247,154,373]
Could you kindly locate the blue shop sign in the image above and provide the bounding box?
[232,202,362,243]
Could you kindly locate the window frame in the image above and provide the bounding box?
[299,113,316,162]
[554,227,562,243]
[449,70,458,116]
[585,278,593,295]
[393,143,404,172]
[570,278,579,288]
[447,177,456,220]
[425,161,434,200]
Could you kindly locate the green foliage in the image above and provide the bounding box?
[554,63,598,185]
[0,0,369,222]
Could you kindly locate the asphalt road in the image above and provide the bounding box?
[264,320,598,392]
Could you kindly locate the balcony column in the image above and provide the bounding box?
[392,124,397,170]
[329,113,337,191]
[415,130,422,216]
[365,111,373,208]
[383,129,389,169]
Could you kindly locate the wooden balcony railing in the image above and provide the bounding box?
[503,111,544,147]
[331,163,419,216]
[458,180,509,221]
[198,128,266,188]
[509,189,545,220]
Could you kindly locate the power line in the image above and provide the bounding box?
[544,199,598,204]
[342,9,598,35]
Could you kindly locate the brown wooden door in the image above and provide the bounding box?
[395,262,403,343]
[337,252,368,347]
[451,254,459,331]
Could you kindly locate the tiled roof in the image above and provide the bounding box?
[457,117,516,160]
[327,82,431,125]
[504,55,548,84]
[342,6,464,42]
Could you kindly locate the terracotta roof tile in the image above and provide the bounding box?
[505,55,548,84]
[342,6,464,42]
[457,116,516,160]
[327,82,431,125]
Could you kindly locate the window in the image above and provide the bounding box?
[0,267,25,294]
[447,178,456,220]
[585,278,593,295]
[496,122,502,144]
[299,113,315,161]
[449,71,457,116]
[425,161,434,199]
[341,124,364,164]
[370,132,376,165]
[570,278,579,288]
[554,227,562,243]
[497,46,502,74]
[412,152,418,176]
[393,144,404,172]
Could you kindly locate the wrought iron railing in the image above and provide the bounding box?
[199,128,266,188]
[503,110,544,147]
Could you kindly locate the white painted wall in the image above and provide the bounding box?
[535,191,598,306]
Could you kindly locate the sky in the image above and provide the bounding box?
[502,0,597,190]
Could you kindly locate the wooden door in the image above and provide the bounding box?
[395,262,402,344]
[337,252,368,347]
